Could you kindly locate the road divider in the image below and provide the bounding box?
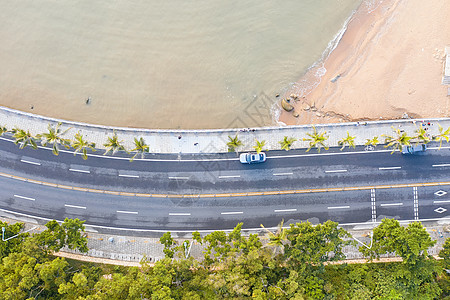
[2,171,450,199]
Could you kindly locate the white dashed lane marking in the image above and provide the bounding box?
[65,204,86,209]
[380,202,403,207]
[221,211,244,215]
[119,174,140,178]
[379,166,402,170]
[327,206,350,210]
[117,210,138,215]
[69,168,90,174]
[274,209,297,212]
[20,159,41,166]
[14,194,35,201]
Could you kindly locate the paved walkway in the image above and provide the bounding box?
[1,106,449,154]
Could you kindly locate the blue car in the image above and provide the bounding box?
[239,152,266,164]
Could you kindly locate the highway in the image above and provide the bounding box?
[1,135,450,232]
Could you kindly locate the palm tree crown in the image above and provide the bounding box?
[382,127,412,154]
[433,124,450,149]
[279,136,297,151]
[103,131,127,155]
[261,219,287,255]
[227,135,243,152]
[130,137,149,161]
[414,125,431,144]
[38,122,71,155]
[338,131,356,150]
[365,136,379,146]
[12,128,38,149]
[303,126,329,153]
[253,139,266,154]
[0,125,7,136]
[72,132,96,160]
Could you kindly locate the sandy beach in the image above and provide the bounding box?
[279,0,450,125]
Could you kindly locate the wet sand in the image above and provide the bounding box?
[280,0,450,125]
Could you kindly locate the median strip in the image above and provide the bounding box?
[2,171,450,199]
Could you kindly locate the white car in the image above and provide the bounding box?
[239,152,266,164]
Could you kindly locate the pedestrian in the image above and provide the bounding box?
[178,135,182,139]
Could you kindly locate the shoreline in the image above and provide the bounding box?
[279,0,450,125]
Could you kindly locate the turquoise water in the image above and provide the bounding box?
[0,0,362,129]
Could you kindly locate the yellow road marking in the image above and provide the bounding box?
[0,171,449,199]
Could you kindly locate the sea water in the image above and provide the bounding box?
[0,0,362,129]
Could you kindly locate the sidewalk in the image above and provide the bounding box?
[1,106,449,154]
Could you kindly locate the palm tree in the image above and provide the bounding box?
[130,137,149,161]
[433,124,450,149]
[12,128,38,149]
[365,136,379,146]
[71,132,96,160]
[261,219,287,255]
[279,136,297,151]
[303,126,329,153]
[382,126,413,154]
[103,131,127,155]
[414,125,431,144]
[0,125,7,136]
[227,135,243,152]
[338,131,356,150]
[37,122,71,155]
[253,139,266,154]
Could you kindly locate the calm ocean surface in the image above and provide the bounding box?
[0,0,364,129]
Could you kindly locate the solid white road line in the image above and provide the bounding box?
[20,159,41,166]
[69,168,90,173]
[169,213,191,216]
[434,200,450,204]
[168,176,190,180]
[380,202,403,207]
[64,204,86,209]
[327,205,350,210]
[379,166,402,170]
[14,194,35,201]
[221,211,244,215]
[116,210,138,214]
[432,164,450,167]
[274,209,297,212]
[273,172,294,176]
[218,175,241,179]
[119,174,140,178]
[325,169,347,173]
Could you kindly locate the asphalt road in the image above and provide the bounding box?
[1,135,450,232]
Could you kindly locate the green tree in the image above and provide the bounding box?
[103,131,128,155]
[382,127,413,154]
[253,139,266,154]
[365,136,379,146]
[34,218,88,253]
[160,232,176,259]
[37,122,71,155]
[303,126,329,153]
[338,131,356,150]
[71,131,96,160]
[279,136,297,151]
[130,137,149,161]
[227,135,243,152]
[0,221,27,258]
[12,127,38,149]
[433,124,450,149]
[439,237,450,269]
